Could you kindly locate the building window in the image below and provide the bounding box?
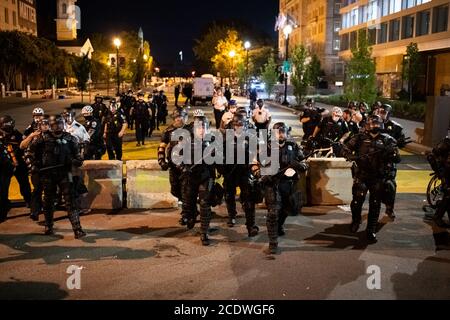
[359,5,367,24]
[389,19,400,41]
[368,27,377,45]
[416,10,430,36]
[62,3,67,15]
[368,0,378,21]
[378,22,388,43]
[402,0,415,10]
[334,21,341,32]
[390,0,402,14]
[350,31,358,49]
[319,23,324,34]
[12,11,16,26]
[333,39,341,51]
[432,5,449,34]
[402,15,415,39]
[381,0,389,17]
[335,2,341,14]
[351,7,358,26]
[4,8,8,24]
[335,62,344,76]
[341,33,350,51]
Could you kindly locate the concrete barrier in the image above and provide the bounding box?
[307,158,353,206]
[79,160,123,210]
[126,160,178,209]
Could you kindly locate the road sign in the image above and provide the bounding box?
[282,61,291,73]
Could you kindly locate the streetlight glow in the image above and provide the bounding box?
[143,54,148,61]
[113,38,122,48]
[244,41,251,50]
[283,24,293,38]
[229,50,236,58]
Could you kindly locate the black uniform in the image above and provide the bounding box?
[179,138,215,244]
[132,100,150,145]
[83,117,104,160]
[381,119,406,216]
[427,137,450,227]
[343,132,400,239]
[28,131,85,237]
[122,95,136,130]
[158,124,190,200]
[300,106,322,140]
[0,129,32,206]
[92,101,109,126]
[23,120,40,138]
[154,94,168,127]
[174,85,181,107]
[0,140,15,222]
[105,112,126,161]
[260,140,308,252]
[315,116,349,156]
[220,132,260,235]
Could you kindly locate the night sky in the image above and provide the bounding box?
[39,0,279,67]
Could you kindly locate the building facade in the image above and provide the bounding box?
[279,0,344,86]
[339,0,450,98]
[0,0,37,36]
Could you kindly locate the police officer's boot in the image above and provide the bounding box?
[265,242,278,255]
[69,211,86,239]
[385,205,396,220]
[350,200,362,233]
[366,211,379,243]
[200,234,210,246]
[278,226,286,236]
[247,225,259,237]
[44,210,54,235]
[227,217,236,228]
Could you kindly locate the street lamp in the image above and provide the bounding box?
[244,41,251,94]
[229,50,236,85]
[282,24,293,106]
[113,37,122,95]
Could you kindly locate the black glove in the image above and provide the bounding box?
[159,160,169,171]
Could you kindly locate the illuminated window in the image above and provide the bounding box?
[389,19,400,41]
[378,22,388,43]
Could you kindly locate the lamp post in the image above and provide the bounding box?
[229,50,236,86]
[106,60,111,96]
[282,24,293,106]
[113,37,122,96]
[244,41,251,94]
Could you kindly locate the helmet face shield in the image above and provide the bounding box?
[49,117,65,133]
[368,115,384,134]
[193,118,209,139]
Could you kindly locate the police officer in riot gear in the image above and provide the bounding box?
[426,137,450,228]
[343,115,401,243]
[312,107,350,156]
[378,104,409,219]
[254,122,308,254]
[82,106,104,160]
[220,113,260,237]
[179,114,215,246]
[122,90,136,130]
[24,107,45,138]
[104,101,128,161]
[131,93,151,146]
[0,129,16,223]
[158,109,190,225]
[27,115,86,238]
[92,95,109,125]
[300,99,323,141]
[0,115,32,210]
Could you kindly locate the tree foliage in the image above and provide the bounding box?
[260,54,279,99]
[344,29,377,104]
[211,30,245,79]
[402,42,422,103]
[291,45,309,104]
[306,54,322,88]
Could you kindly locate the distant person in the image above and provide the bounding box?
[224,84,232,102]
[174,84,181,107]
[213,88,228,129]
[183,83,193,106]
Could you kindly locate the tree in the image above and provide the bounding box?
[402,42,422,103]
[211,30,245,83]
[73,53,91,102]
[344,29,377,104]
[260,54,278,99]
[291,45,309,105]
[306,54,322,88]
